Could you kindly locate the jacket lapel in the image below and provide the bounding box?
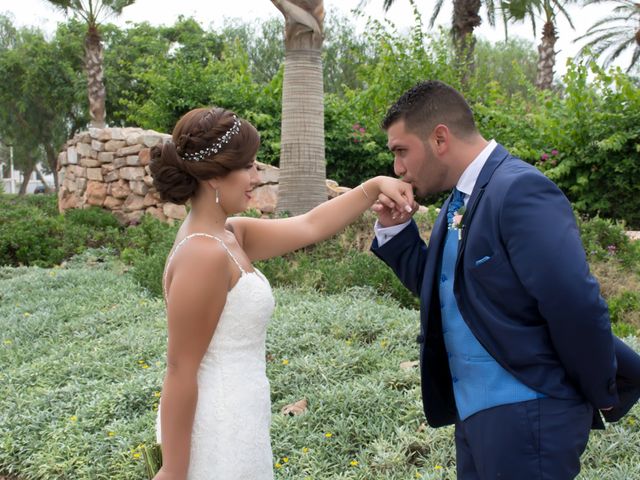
[456,144,510,260]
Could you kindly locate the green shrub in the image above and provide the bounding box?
[120,215,179,298]
[578,215,638,266]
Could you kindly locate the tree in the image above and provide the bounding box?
[0,16,85,190]
[575,0,640,72]
[45,0,135,128]
[271,0,327,215]
[358,0,501,81]
[501,0,576,89]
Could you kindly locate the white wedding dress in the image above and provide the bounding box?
[156,233,275,479]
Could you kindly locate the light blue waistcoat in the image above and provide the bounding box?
[439,228,545,420]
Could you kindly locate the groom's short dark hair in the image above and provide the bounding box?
[382,80,477,138]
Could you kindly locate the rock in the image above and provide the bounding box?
[139,148,151,166]
[104,140,127,152]
[146,206,167,222]
[258,162,280,184]
[247,184,278,213]
[126,155,140,166]
[130,180,149,196]
[103,195,124,209]
[119,167,145,181]
[85,181,107,206]
[98,152,115,164]
[123,193,146,212]
[59,191,79,211]
[76,142,93,157]
[58,151,68,167]
[91,140,104,152]
[163,202,187,220]
[142,134,162,148]
[86,168,103,181]
[80,157,101,168]
[117,144,143,157]
[109,179,131,199]
[67,147,78,165]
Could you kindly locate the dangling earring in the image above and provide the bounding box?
[215,189,219,204]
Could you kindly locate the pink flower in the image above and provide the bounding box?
[551,149,558,156]
[607,245,617,254]
[359,127,366,134]
[540,153,549,161]
[353,123,360,129]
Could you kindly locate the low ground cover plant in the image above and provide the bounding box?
[0,260,638,479]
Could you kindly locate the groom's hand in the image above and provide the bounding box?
[372,193,419,227]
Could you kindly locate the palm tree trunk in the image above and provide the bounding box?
[452,0,482,83]
[272,0,327,216]
[85,24,106,128]
[536,21,557,90]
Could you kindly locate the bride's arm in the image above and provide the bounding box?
[229,176,415,261]
[154,240,230,479]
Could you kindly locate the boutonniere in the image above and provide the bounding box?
[449,206,466,240]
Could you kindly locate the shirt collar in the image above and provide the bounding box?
[456,139,497,198]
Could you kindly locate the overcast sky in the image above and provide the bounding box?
[0,0,630,77]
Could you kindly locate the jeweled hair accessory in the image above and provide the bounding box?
[182,115,242,162]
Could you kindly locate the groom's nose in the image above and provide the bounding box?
[394,156,406,177]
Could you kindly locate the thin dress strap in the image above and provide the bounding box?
[163,233,246,302]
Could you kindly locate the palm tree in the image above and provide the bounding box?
[358,0,501,79]
[575,0,640,72]
[45,0,135,128]
[271,0,327,215]
[501,0,576,89]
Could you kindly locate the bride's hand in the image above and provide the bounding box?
[370,176,419,227]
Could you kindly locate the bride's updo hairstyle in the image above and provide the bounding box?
[150,107,260,205]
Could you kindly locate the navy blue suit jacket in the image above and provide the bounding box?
[372,144,639,429]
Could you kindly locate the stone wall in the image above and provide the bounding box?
[57,127,350,224]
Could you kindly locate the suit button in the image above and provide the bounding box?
[416,334,425,344]
[608,378,617,395]
[441,274,447,283]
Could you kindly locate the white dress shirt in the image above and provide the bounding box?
[374,140,497,247]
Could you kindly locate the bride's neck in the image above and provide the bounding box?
[187,190,228,235]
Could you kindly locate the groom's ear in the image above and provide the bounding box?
[432,124,450,154]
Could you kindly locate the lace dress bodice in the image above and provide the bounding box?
[157,233,275,479]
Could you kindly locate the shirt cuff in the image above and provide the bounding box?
[374,220,411,247]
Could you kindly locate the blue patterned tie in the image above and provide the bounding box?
[447,188,465,226]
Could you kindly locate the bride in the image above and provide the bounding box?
[150,107,415,480]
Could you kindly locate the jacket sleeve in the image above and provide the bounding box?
[371,220,428,298]
[499,171,618,409]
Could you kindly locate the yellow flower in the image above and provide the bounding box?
[350,460,359,467]
[133,452,141,459]
[282,359,289,365]
[23,312,31,317]
[275,463,282,469]
[141,364,150,369]
[138,360,145,364]
[324,432,333,438]
[282,457,289,463]
[380,340,388,348]
[435,465,443,470]
[415,473,423,478]
[69,415,78,422]
[108,431,115,437]
[302,447,309,454]
[3,340,12,345]
[345,339,353,345]
[154,391,161,398]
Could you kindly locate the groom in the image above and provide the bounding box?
[371,80,640,479]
